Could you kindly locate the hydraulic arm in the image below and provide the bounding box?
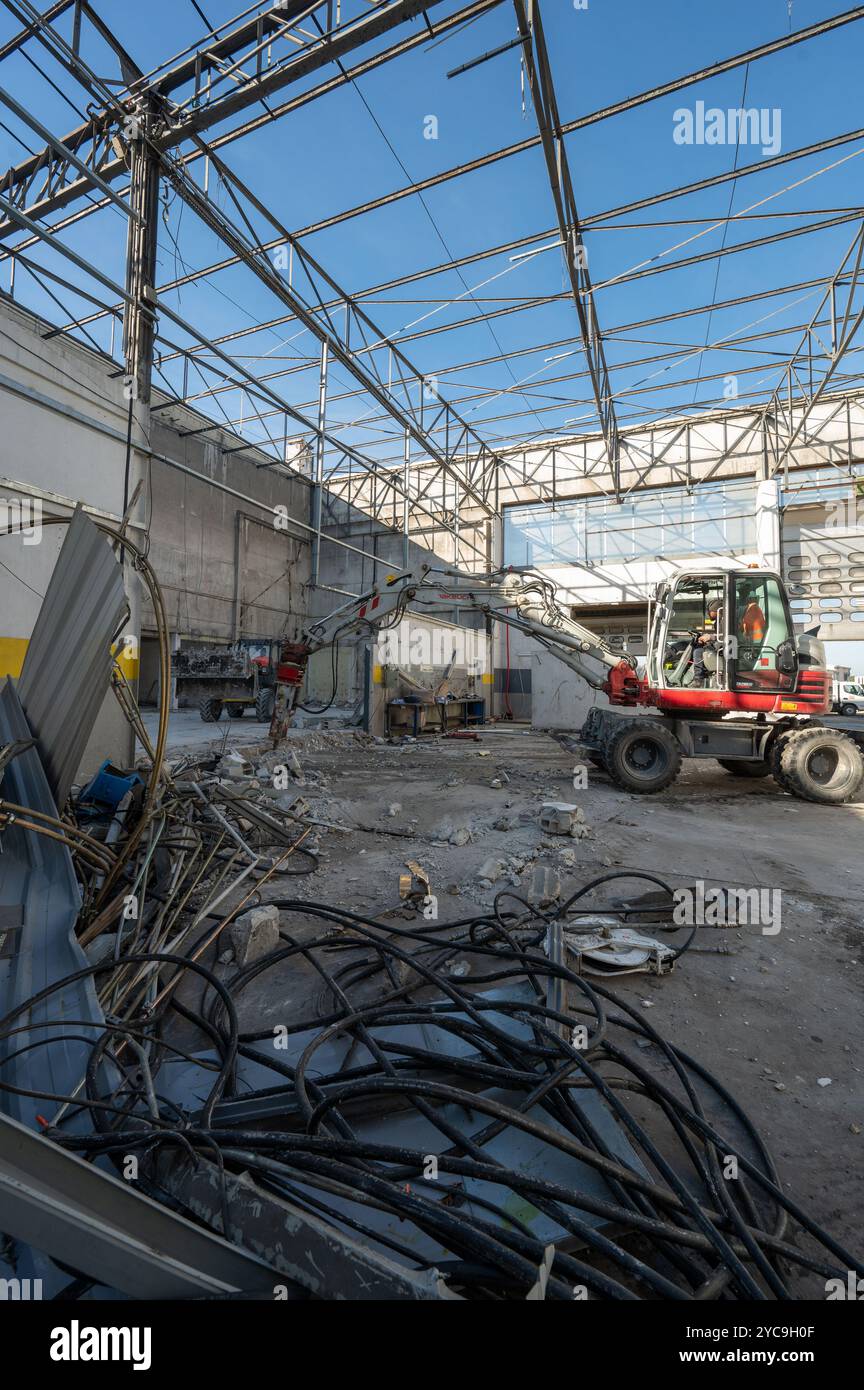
[271,564,645,734]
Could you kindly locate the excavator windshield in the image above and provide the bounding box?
[660,576,727,689]
[730,573,797,693]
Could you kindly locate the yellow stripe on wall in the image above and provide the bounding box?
[0,637,140,681]
[0,637,29,678]
[113,642,140,681]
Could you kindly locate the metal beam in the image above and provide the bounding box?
[762,221,864,475]
[0,0,73,62]
[0,1111,283,1298]
[121,100,160,405]
[513,0,619,490]
[158,136,504,515]
[0,0,465,232]
[2,4,859,248]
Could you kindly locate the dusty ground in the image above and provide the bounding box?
[144,710,864,1266]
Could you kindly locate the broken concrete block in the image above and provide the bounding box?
[230,904,280,967]
[219,751,253,781]
[540,802,586,837]
[528,865,561,907]
[478,855,508,884]
[387,802,402,817]
[449,826,472,846]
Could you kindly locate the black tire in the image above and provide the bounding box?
[716,757,770,778]
[199,697,223,723]
[604,719,683,794]
[779,727,864,805]
[228,706,246,719]
[768,725,795,793]
[841,702,858,717]
[255,687,276,722]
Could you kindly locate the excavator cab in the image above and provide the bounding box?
[729,571,798,694]
[649,567,799,708]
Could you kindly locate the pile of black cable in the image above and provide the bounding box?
[16,870,863,1300]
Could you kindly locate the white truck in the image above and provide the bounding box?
[831,676,864,716]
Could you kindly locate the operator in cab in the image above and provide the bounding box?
[691,596,723,686]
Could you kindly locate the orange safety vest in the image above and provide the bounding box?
[741,602,765,642]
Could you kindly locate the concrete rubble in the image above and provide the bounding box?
[230,904,281,967]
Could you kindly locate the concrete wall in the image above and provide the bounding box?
[143,422,312,647]
[310,490,487,710]
[0,298,483,748]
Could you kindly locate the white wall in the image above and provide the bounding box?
[495,551,768,731]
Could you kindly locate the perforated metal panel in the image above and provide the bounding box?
[782,503,864,641]
[572,610,649,658]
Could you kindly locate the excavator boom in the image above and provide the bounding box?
[272,563,644,736]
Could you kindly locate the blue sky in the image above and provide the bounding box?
[2,0,864,464]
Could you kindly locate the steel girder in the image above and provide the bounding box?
[761,221,864,477]
[3,2,861,248]
[156,137,506,517]
[0,1112,290,1298]
[0,0,468,233]
[512,0,620,493]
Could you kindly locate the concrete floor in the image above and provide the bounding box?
[153,711,864,1266]
[139,705,357,753]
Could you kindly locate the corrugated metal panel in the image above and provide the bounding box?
[0,678,98,1134]
[17,507,127,806]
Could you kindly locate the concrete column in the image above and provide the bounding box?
[756,478,782,571]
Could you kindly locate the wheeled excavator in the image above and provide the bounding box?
[269,562,864,805]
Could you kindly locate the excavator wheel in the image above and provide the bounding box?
[768,725,796,793]
[255,687,276,722]
[199,697,223,723]
[603,719,682,795]
[779,726,864,805]
[716,758,770,778]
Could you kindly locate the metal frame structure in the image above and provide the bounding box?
[2,0,864,572]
